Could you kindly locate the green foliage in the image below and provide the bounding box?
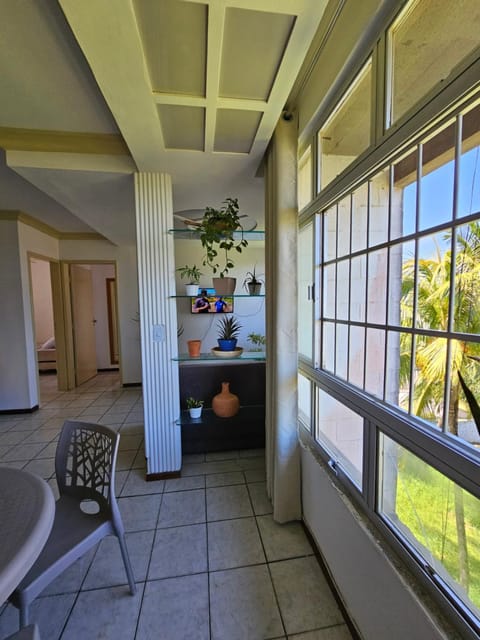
[458,369,480,437]
[186,397,203,409]
[400,222,480,426]
[198,198,248,277]
[216,315,242,340]
[247,332,266,351]
[395,460,480,609]
[176,264,203,283]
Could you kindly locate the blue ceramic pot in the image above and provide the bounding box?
[218,338,237,351]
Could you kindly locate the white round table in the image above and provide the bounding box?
[0,467,55,605]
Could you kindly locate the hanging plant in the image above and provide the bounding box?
[198,198,248,277]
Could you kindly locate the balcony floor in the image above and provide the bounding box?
[0,372,353,640]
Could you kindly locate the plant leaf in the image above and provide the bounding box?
[458,370,480,437]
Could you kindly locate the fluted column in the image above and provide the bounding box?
[134,172,180,477]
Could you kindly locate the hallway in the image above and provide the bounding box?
[0,373,353,639]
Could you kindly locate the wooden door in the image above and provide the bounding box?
[70,264,97,385]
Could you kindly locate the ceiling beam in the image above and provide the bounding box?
[59,0,165,172]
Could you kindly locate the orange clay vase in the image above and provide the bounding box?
[212,381,240,418]
[187,339,202,357]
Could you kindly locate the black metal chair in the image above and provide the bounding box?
[9,420,136,628]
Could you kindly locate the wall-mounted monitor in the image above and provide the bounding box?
[191,288,234,314]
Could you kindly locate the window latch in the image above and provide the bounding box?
[328,459,338,476]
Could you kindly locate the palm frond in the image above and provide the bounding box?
[457,370,480,437]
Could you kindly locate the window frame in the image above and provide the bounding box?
[297,6,480,634]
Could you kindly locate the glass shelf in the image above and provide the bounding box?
[174,351,265,362]
[168,228,264,240]
[171,294,264,299]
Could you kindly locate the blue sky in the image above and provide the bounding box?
[403,145,480,257]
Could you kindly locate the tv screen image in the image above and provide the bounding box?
[191,288,234,314]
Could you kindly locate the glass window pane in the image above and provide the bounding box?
[298,373,312,431]
[350,255,366,323]
[385,330,412,414]
[351,183,368,253]
[419,124,455,231]
[367,248,388,325]
[336,259,349,321]
[385,330,403,407]
[394,240,416,328]
[365,328,385,399]
[316,387,363,487]
[348,325,365,390]
[392,149,418,239]
[416,233,451,331]
[337,196,351,257]
[458,103,480,219]
[378,435,480,620]
[298,224,314,359]
[324,206,337,261]
[387,243,403,326]
[319,60,372,191]
[453,222,480,335]
[323,264,336,318]
[336,323,348,381]
[322,322,335,373]
[388,0,480,125]
[298,146,312,211]
[369,168,390,248]
[412,334,446,429]
[456,341,480,452]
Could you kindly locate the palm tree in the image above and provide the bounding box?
[399,222,480,591]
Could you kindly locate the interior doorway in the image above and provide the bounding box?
[68,262,120,386]
[29,258,120,398]
[30,257,57,374]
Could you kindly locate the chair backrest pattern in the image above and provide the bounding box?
[56,421,119,509]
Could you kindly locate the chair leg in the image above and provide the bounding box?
[117,534,136,595]
[19,601,29,629]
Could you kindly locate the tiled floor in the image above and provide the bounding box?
[0,372,353,640]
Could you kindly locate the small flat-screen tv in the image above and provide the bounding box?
[191,288,234,314]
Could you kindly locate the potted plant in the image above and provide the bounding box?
[216,315,242,351]
[247,332,265,351]
[186,397,204,419]
[198,197,248,295]
[176,264,203,295]
[187,339,202,357]
[243,266,264,295]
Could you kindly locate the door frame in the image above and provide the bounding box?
[57,260,119,390]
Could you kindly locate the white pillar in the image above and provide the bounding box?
[265,116,301,522]
[134,173,181,477]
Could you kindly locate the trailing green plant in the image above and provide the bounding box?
[176,264,203,284]
[198,197,248,277]
[216,315,242,340]
[247,332,266,351]
[186,397,204,409]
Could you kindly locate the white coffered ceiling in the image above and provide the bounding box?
[0,0,328,244]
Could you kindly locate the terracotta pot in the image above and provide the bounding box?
[212,381,240,417]
[187,339,202,357]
